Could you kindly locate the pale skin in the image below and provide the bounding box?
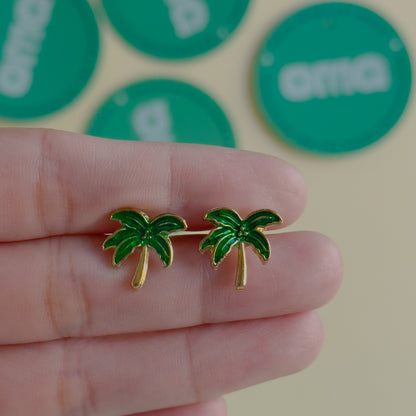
[0,128,343,416]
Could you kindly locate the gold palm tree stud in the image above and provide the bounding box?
[103,210,187,289]
[199,208,282,289]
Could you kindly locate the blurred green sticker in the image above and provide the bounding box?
[254,3,412,154]
[0,0,99,119]
[102,0,250,59]
[87,79,235,147]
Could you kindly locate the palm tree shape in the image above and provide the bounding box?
[103,210,187,288]
[200,208,282,289]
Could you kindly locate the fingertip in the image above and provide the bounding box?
[288,311,325,375]
[305,232,344,305]
[275,231,343,310]
[131,397,227,416]
[251,153,308,227]
[204,397,227,416]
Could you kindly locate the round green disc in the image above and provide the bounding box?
[87,79,235,147]
[254,3,412,154]
[102,0,250,59]
[0,0,99,119]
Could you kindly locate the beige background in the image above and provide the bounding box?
[1,0,415,414]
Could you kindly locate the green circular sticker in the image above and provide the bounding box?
[102,0,250,59]
[254,3,412,154]
[0,0,99,119]
[87,79,235,147]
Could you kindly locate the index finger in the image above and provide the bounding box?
[0,128,306,241]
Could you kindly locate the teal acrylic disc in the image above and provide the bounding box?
[102,0,250,59]
[254,3,412,154]
[87,79,236,148]
[0,0,99,119]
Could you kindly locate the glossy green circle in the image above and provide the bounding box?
[254,3,412,154]
[0,0,99,119]
[87,79,236,148]
[102,0,250,59]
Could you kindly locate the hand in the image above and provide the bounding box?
[0,129,342,416]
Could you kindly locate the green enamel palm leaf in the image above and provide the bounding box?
[200,208,282,289]
[103,210,187,288]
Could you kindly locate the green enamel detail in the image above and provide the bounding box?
[243,210,282,231]
[103,227,138,249]
[213,235,239,266]
[149,214,187,234]
[147,233,172,267]
[200,226,235,252]
[111,210,149,231]
[200,208,279,266]
[244,231,270,261]
[204,208,242,228]
[114,236,142,265]
[104,210,186,266]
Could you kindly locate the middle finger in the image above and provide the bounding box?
[0,232,342,344]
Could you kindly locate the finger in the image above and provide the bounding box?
[0,312,322,416]
[0,128,306,241]
[127,397,226,416]
[0,232,342,344]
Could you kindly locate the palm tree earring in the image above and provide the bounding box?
[199,208,282,289]
[103,210,187,289]
[103,208,282,290]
